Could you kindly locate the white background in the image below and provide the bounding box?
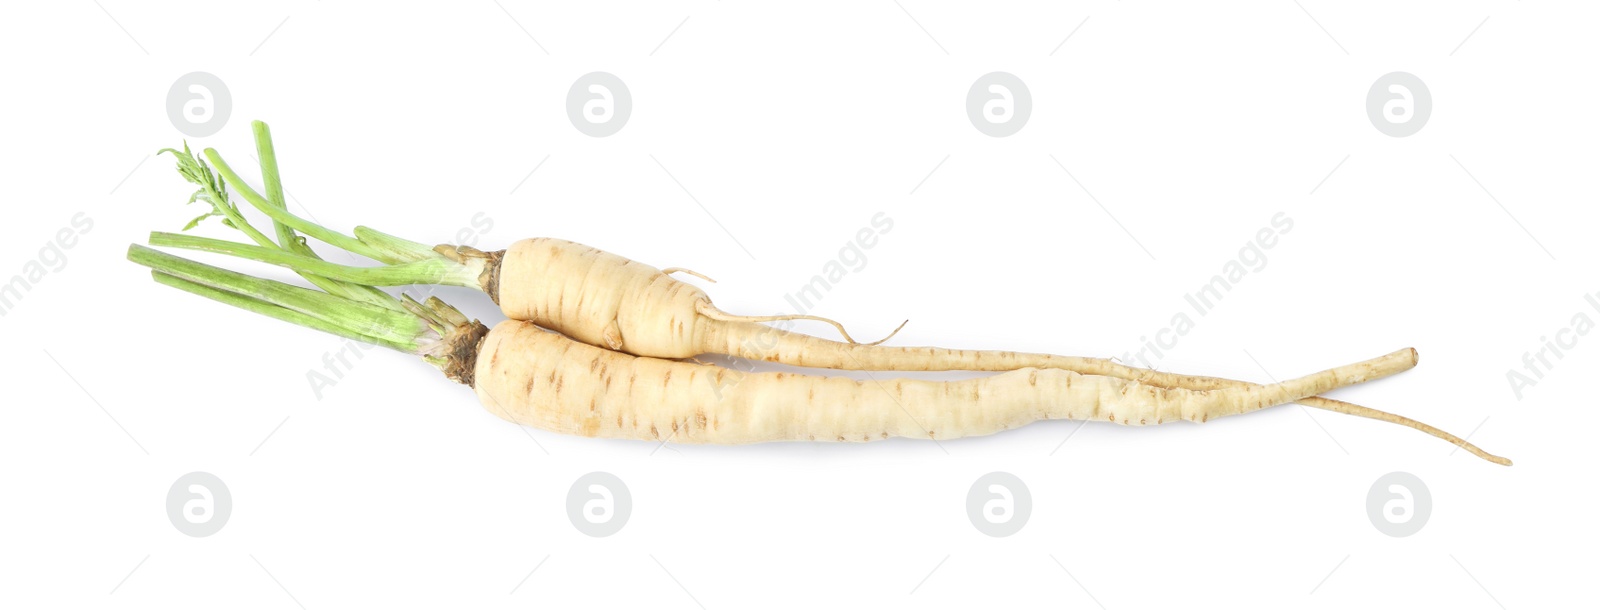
[2,1,1595,608]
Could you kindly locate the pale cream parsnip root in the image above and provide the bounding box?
[490,238,1512,464]
[471,320,1417,444]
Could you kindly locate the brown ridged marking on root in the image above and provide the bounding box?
[444,321,492,388]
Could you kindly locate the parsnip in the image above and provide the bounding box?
[475,320,1419,443]
[160,229,1508,463]
[150,121,1512,463]
[127,245,1423,445]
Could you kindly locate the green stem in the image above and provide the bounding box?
[149,232,483,289]
[132,246,430,353]
[354,226,436,263]
[163,145,399,311]
[192,165,276,251]
[152,272,419,353]
[205,148,434,264]
[129,245,427,347]
[253,121,298,251]
[243,123,403,310]
[131,245,489,385]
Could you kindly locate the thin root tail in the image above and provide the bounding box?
[696,301,906,346]
[662,267,717,283]
[1301,396,1512,466]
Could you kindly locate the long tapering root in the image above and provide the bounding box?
[1301,396,1511,466]
[1121,349,1508,465]
[1134,349,1509,465]
[1243,348,1416,413]
[709,323,1509,464]
[1085,348,1509,465]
